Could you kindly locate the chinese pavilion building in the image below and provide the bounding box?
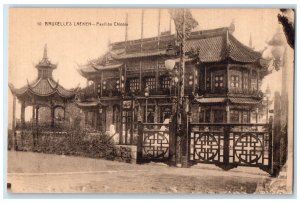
[77,26,268,144]
[9,45,78,129]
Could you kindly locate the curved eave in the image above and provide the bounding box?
[24,88,75,99]
[77,64,100,79]
[75,100,108,109]
[110,50,167,60]
[9,80,77,100]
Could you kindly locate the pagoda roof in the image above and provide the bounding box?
[78,27,267,80]
[108,27,263,63]
[9,77,77,99]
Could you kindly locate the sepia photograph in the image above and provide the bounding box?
[6,6,295,195]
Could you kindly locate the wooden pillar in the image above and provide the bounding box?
[100,72,103,97]
[204,65,207,90]
[155,60,159,91]
[130,96,135,144]
[226,104,230,123]
[32,105,35,120]
[193,65,196,93]
[91,110,95,128]
[250,66,253,90]
[36,106,39,126]
[33,106,39,146]
[154,100,158,123]
[136,121,143,163]
[210,106,213,123]
[227,63,230,93]
[84,111,88,128]
[51,106,54,127]
[20,101,25,128]
[210,70,213,92]
[12,96,17,150]
[139,61,142,91]
[272,92,281,176]
[119,98,123,145]
[256,107,259,123]
[257,69,260,91]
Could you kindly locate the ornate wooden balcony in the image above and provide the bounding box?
[199,87,263,98]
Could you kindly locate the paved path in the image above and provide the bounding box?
[7,151,273,194]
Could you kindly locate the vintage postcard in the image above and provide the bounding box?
[6,7,295,194]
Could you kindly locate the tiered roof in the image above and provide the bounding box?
[9,45,77,100]
[78,27,266,78]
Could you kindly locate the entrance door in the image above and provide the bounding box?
[121,110,132,144]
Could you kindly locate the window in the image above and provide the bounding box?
[214,110,225,123]
[241,111,249,123]
[243,73,249,89]
[97,83,101,94]
[251,72,257,90]
[145,106,155,123]
[161,107,172,123]
[161,76,170,89]
[205,109,210,123]
[145,77,156,90]
[231,75,239,88]
[128,78,139,91]
[230,110,239,123]
[214,75,224,89]
[206,76,210,89]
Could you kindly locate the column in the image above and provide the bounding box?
[154,100,158,123]
[257,70,260,91]
[226,104,230,123]
[227,63,230,93]
[36,106,39,126]
[204,65,207,90]
[20,101,25,128]
[32,105,35,120]
[12,96,16,150]
[84,111,88,129]
[51,106,54,127]
[155,60,159,91]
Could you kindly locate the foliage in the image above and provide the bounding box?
[12,127,117,160]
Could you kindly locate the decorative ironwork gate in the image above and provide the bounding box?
[189,123,272,173]
[137,122,175,163]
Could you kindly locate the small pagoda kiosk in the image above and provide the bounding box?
[9,45,78,130]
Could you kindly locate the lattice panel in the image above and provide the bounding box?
[142,131,169,159]
[230,132,269,165]
[190,131,223,163]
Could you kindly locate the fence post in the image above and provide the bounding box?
[169,120,176,166]
[136,121,143,163]
[268,117,273,174]
[272,91,281,176]
[181,112,189,168]
[223,125,230,169]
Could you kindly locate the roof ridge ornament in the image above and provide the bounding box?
[228,19,235,34]
[26,79,31,89]
[43,44,48,59]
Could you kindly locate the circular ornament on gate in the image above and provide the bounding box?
[195,133,219,161]
[234,133,263,164]
[143,132,169,159]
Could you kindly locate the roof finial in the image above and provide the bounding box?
[43,44,48,59]
[228,19,235,34]
[249,33,253,48]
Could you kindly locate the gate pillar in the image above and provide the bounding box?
[136,121,143,164]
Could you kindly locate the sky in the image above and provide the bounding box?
[8,8,288,122]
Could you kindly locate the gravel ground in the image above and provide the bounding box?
[7,151,275,194]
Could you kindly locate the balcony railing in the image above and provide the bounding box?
[199,87,263,98]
